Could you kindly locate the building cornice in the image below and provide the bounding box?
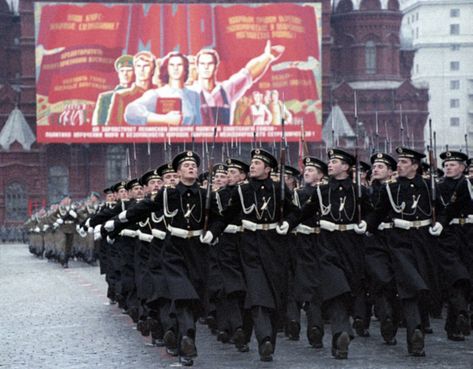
[402,0,473,13]
[413,42,473,48]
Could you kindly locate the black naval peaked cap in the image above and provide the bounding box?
[284,165,300,177]
[370,152,397,171]
[140,169,161,186]
[212,163,228,175]
[395,147,426,160]
[111,181,127,192]
[226,158,250,174]
[303,156,328,175]
[421,161,430,172]
[251,148,278,169]
[327,148,356,166]
[198,171,209,183]
[157,162,176,177]
[439,150,468,163]
[103,187,113,194]
[172,151,201,171]
[125,178,141,191]
[359,161,371,172]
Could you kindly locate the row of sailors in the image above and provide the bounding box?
[27,146,473,366]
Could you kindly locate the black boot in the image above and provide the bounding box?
[408,329,425,357]
[308,326,323,348]
[331,332,350,359]
[258,340,273,362]
[287,320,300,341]
[353,317,370,337]
[380,318,397,345]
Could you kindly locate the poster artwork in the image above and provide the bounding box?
[35,2,322,143]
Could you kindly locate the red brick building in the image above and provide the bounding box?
[0,0,428,226]
[329,0,428,152]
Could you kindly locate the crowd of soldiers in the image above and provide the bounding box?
[25,145,473,366]
[26,193,101,268]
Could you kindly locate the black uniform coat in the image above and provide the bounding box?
[288,177,372,304]
[110,199,140,309]
[88,201,117,275]
[158,182,210,317]
[208,185,246,301]
[210,177,300,313]
[291,184,322,303]
[364,180,396,294]
[367,174,443,306]
[115,195,170,307]
[113,183,212,317]
[437,175,473,291]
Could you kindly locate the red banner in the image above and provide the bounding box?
[35,2,322,143]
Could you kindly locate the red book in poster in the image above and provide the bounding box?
[156,97,182,115]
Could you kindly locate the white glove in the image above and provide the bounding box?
[104,220,115,232]
[85,218,91,228]
[276,221,289,235]
[106,235,115,244]
[69,210,77,218]
[93,225,102,241]
[429,222,443,236]
[200,231,214,245]
[79,228,87,238]
[56,218,64,225]
[75,224,81,232]
[354,220,367,235]
[43,224,50,231]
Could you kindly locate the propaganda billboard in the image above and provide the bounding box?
[35,2,322,143]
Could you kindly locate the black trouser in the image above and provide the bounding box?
[216,294,244,335]
[445,282,469,334]
[175,301,196,340]
[306,299,324,338]
[159,300,177,334]
[286,299,324,340]
[328,295,354,340]
[402,297,421,341]
[375,289,400,327]
[286,299,301,327]
[352,292,367,323]
[251,306,277,349]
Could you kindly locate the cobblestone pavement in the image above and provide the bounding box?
[1,243,473,369]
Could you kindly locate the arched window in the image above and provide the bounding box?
[336,0,353,13]
[48,166,69,204]
[5,182,27,221]
[106,145,127,186]
[388,0,400,11]
[365,41,376,74]
[360,0,381,11]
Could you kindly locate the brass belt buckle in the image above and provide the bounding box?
[262,223,269,231]
[339,224,347,231]
[187,230,192,238]
[315,226,321,234]
[413,220,421,229]
[460,218,466,225]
